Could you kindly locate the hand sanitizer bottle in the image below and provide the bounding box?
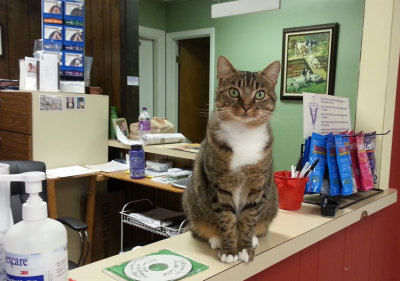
[0,164,12,281]
[4,172,68,281]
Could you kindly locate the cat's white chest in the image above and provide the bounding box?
[216,122,269,170]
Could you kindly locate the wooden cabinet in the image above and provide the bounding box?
[0,90,109,168]
[0,91,32,160]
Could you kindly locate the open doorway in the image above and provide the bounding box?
[138,26,166,118]
[178,37,210,143]
[165,28,215,140]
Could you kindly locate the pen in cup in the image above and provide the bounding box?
[303,159,320,177]
[298,162,309,178]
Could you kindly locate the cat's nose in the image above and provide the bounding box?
[242,105,251,112]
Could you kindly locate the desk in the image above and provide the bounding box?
[108,140,198,160]
[46,171,184,263]
[49,142,196,262]
[101,171,184,194]
[68,188,397,280]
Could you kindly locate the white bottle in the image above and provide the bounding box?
[4,172,68,281]
[0,164,12,281]
[138,107,151,142]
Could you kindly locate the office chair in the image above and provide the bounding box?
[2,160,89,269]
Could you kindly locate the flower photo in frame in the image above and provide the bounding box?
[112,118,129,138]
[280,23,339,100]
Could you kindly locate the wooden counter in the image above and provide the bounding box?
[69,188,397,281]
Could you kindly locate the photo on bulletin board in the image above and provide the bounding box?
[112,118,129,138]
[280,23,339,100]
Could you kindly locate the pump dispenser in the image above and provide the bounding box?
[2,171,68,281]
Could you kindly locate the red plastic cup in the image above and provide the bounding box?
[273,170,309,211]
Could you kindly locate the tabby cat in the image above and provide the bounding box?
[182,56,280,263]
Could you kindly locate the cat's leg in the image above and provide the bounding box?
[211,197,239,263]
[237,188,265,262]
[216,210,239,263]
[237,215,257,262]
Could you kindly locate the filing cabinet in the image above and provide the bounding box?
[0,90,109,168]
[0,91,33,160]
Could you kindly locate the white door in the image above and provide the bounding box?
[139,38,154,117]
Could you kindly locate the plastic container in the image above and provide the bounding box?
[109,106,118,139]
[130,145,145,179]
[273,171,309,211]
[138,107,151,141]
[4,172,68,281]
[0,163,11,281]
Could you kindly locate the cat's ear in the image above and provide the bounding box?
[258,61,281,86]
[217,56,238,81]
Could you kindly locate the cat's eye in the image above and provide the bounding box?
[255,90,265,100]
[228,88,240,98]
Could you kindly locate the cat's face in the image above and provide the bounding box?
[215,56,280,126]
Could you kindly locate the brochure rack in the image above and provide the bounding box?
[120,199,186,252]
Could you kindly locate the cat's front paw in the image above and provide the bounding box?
[218,252,238,263]
[238,248,255,263]
[209,236,221,250]
[252,236,259,249]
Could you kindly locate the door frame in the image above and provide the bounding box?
[166,28,215,130]
[139,26,166,117]
[355,0,400,188]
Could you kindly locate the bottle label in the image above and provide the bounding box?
[5,245,68,281]
[139,120,151,131]
[130,154,145,179]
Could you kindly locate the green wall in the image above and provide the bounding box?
[139,0,365,171]
[139,0,167,30]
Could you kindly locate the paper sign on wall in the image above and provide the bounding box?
[303,92,352,138]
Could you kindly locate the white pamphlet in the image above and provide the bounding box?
[39,52,59,92]
[24,57,38,90]
[303,92,352,138]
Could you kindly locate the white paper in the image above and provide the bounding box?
[19,59,26,90]
[84,56,93,87]
[24,57,38,90]
[142,133,186,145]
[39,53,59,91]
[115,125,142,146]
[85,160,129,173]
[303,92,352,138]
[46,165,100,178]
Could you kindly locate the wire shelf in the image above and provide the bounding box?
[120,199,186,252]
[120,211,181,238]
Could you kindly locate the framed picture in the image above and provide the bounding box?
[112,118,129,138]
[0,25,3,56]
[280,23,339,100]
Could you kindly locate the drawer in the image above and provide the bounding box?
[0,92,32,134]
[0,130,32,160]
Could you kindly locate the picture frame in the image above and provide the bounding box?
[280,23,339,100]
[112,118,129,138]
[0,25,3,57]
